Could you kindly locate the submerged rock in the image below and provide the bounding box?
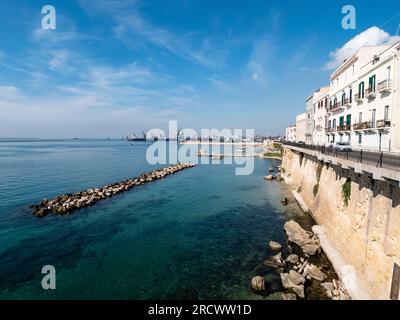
[269,241,282,251]
[251,276,265,292]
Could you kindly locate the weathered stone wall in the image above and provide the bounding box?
[282,148,400,300]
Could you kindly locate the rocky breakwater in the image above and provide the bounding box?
[32,163,196,217]
[251,220,351,300]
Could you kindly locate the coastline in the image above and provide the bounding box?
[281,172,370,300]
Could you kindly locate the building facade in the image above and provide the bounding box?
[285,125,296,142]
[312,86,329,146]
[295,112,307,143]
[326,44,400,152]
[305,95,314,144]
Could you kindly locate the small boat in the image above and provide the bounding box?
[269,167,274,172]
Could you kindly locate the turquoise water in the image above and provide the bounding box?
[0,140,308,299]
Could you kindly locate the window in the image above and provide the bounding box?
[328,120,331,128]
[359,82,365,98]
[369,75,376,92]
[333,119,336,128]
[346,114,351,126]
[339,116,344,127]
[384,106,389,121]
[372,109,376,127]
[358,134,362,144]
[352,64,355,75]
[387,66,391,82]
[349,89,352,103]
[359,112,362,123]
[342,92,346,105]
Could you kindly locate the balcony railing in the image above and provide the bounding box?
[342,98,350,107]
[353,121,373,130]
[376,119,391,128]
[326,127,336,133]
[355,93,363,102]
[337,124,351,132]
[365,88,376,99]
[329,102,343,112]
[377,80,392,92]
[316,125,323,131]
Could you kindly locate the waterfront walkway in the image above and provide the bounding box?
[283,142,400,184]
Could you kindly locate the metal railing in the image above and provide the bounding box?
[378,79,392,92]
[376,119,391,128]
[353,121,373,130]
[337,124,351,132]
[282,141,400,170]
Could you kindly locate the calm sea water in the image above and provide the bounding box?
[0,139,310,299]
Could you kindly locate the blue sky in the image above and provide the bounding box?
[1,0,400,138]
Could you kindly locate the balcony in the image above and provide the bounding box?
[337,124,351,132]
[328,101,343,112]
[365,88,376,99]
[353,121,373,131]
[355,93,363,102]
[376,119,391,128]
[377,80,392,92]
[315,125,323,131]
[341,98,351,107]
[326,127,336,133]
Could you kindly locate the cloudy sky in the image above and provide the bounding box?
[0,0,400,138]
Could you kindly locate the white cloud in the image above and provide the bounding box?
[78,0,227,68]
[209,77,232,91]
[246,34,274,86]
[325,26,400,70]
[0,86,25,103]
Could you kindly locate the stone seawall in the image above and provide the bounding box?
[282,147,400,300]
[32,163,195,217]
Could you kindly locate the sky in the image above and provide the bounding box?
[0,0,400,138]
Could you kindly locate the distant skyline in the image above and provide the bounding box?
[1,0,400,138]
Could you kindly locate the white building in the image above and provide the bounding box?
[305,95,314,145]
[285,125,296,142]
[295,113,307,143]
[312,86,330,146]
[326,44,400,152]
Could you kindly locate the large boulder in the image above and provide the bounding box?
[280,270,305,289]
[264,175,274,181]
[251,276,265,292]
[284,220,320,255]
[269,241,282,251]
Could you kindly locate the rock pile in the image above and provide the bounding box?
[32,163,195,217]
[250,220,351,300]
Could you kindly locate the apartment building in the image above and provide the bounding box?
[295,112,307,143]
[326,43,400,152]
[305,95,314,144]
[285,125,296,142]
[312,86,329,146]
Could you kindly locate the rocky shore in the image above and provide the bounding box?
[32,163,195,217]
[251,220,350,300]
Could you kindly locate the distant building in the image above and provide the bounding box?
[285,125,296,142]
[305,94,314,145]
[295,113,307,143]
[312,86,329,146]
